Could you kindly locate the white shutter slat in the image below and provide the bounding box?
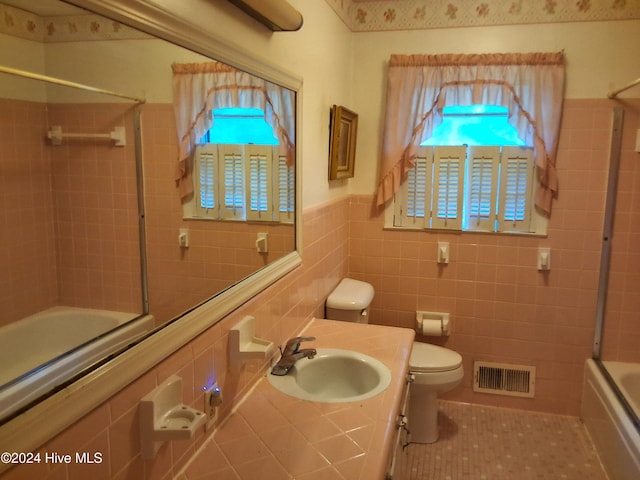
[432,146,465,230]
[220,145,246,220]
[194,145,219,218]
[394,147,432,228]
[407,154,428,219]
[466,146,499,231]
[277,153,295,223]
[199,153,215,209]
[246,145,273,221]
[498,146,534,232]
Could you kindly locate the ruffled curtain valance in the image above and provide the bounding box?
[172,62,295,199]
[376,52,565,214]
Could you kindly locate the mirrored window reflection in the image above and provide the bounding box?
[202,108,279,145]
[0,0,297,422]
[190,106,294,223]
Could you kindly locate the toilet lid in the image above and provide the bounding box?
[410,342,462,373]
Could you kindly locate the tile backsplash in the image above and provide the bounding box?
[0,197,350,480]
[2,98,638,480]
[348,98,640,415]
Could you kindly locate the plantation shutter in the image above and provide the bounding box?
[498,146,534,232]
[466,146,499,231]
[219,145,245,220]
[394,146,431,228]
[432,146,465,230]
[246,145,273,221]
[194,145,219,218]
[277,152,295,224]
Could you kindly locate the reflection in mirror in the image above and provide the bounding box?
[0,0,295,422]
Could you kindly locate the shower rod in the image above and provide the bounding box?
[0,65,146,104]
[607,77,640,99]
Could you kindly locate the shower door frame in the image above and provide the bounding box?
[591,106,640,431]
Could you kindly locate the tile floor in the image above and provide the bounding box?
[401,401,608,480]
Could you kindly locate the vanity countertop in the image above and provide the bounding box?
[179,318,414,479]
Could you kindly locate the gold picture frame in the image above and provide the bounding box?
[328,105,358,180]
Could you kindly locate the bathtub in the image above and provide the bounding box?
[0,307,154,419]
[581,359,640,480]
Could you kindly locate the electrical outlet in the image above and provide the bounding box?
[203,383,222,431]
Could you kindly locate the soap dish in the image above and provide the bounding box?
[229,316,274,372]
[140,375,206,458]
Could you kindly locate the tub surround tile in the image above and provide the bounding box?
[180,319,414,480]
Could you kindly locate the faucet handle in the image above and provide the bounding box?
[283,336,316,354]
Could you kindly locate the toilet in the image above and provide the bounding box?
[326,278,464,444]
[408,341,463,443]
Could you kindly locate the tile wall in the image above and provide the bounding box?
[0,100,296,328]
[1,98,638,479]
[0,100,142,326]
[47,103,142,314]
[348,98,640,415]
[0,99,57,326]
[0,197,349,480]
[141,104,296,326]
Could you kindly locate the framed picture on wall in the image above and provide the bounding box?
[328,105,358,180]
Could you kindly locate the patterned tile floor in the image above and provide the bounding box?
[401,401,608,480]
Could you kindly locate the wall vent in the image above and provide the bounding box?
[473,362,536,398]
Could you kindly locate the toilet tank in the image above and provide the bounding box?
[325,278,375,323]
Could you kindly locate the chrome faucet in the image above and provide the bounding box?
[270,336,316,376]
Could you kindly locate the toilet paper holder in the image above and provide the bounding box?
[416,311,450,336]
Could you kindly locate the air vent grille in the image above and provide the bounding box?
[473,361,536,398]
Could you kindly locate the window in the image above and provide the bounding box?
[201,108,279,145]
[184,108,294,223]
[392,105,541,234]
[377,52,564,228]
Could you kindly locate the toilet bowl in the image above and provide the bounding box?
[409,341,463,443]
[326,278,464,444]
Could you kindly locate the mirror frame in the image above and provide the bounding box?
[0,0,302,460]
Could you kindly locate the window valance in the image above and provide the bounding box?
[376,52,565,214]
[172,62,295,199]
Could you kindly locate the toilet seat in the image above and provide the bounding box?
[410,342,462,373]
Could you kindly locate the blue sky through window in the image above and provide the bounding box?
[421,105,525,146]
[202,108,279,145]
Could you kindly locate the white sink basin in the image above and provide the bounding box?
[267,348,392,403]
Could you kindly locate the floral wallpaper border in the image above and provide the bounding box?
[0,4,149,42]
[327,0,640,31]
[3,1,639,41]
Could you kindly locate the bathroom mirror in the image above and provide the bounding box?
[0,0,300,431]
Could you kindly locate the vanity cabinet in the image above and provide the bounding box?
[178,319,415,480]
[387,373,412,479]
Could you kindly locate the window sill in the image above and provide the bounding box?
[382,224,548,238]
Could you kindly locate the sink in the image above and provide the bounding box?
[267,348,392,403]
